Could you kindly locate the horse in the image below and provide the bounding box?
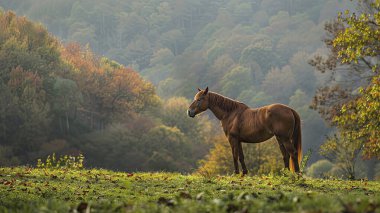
[187,87,302,175]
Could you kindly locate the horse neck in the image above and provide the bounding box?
[207,92,246,120]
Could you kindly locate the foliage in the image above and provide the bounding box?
[306,159,333,178]
[1,167,380,212]
[161,96,212,143]
[0,11,214,172]
[333,2,380,65]
[78,117,212,172]
[320,133,362,180]
[310,0,380,159]
[0,0,368,173]
[335,76,380,158]
[37,153,84,170]
[198,136,283,176]
[221,66,254,98]
[300,149,313,174]
[197,135,234,176]
[262,66,297,103]
[60,43,160,121]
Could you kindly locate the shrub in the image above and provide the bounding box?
[306,159,333,178]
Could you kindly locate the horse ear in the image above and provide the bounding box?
[204,87,209,95]
[197,88,201,91]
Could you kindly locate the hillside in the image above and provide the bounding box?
[0,0,355,164]
[0,11,213,172]
[1,167,379,212]
[1,0,380,182]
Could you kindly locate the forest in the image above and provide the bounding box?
[0,0,380,181]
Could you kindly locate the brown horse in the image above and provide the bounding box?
[187,87,302,174]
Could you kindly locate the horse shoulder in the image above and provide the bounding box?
[221,109,244,137]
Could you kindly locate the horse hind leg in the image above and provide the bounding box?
[276,137,290,169]
[282,138,300,172]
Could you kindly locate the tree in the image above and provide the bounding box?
[289,89,328,162]
[311,1,380,158]
[161,97,212,143]
[231,2,252,24]
[150,48,174,66]
[205,54,235,88]
[0,11,61,81]
[249,91,275,108]
[262,66,296,103]
[320,133,362,180]
[289,51,317,94]
[160,29,186,56]
[335,77,380,158]
[239,34,280,75]
[142,125,192,172]
[221,66,254,98]
[61,43,160,125]
[289,89,309,109]
[309,1,379,122]
[0,79,14,142]
[306,159,333,178]
[266,11,291,36]
[157,78,181,98]
[197,134,234,176]
[52,77,82,135]
[7,67,51,159]
[125,35,152,69]
[198,135,283,176]
[161,97,213,161]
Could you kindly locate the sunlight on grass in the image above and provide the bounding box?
[0,167,379,212]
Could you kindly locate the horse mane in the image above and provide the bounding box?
[208,92,248,112]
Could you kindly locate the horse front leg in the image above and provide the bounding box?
[228,136,240,174]
[238,142,248,175]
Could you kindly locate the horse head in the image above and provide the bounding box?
[187,87,209,118]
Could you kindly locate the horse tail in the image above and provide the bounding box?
[289,109,302,172]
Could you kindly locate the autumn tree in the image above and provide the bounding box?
[0,11,61,81]
[0,11,168,169]
[310,0,380,159]
[7,67,51,160]
[61,43,159,126]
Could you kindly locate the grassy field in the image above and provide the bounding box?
[0,167,379,212]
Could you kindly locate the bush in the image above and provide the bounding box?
[306,159,333,178]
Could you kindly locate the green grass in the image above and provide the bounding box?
[0,167,379,212]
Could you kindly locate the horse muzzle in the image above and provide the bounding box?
[187,109,195,118]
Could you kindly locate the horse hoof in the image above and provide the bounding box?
[242,170,248,175]
[234,170,239,175]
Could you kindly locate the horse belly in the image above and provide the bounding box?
[240,129,274,143]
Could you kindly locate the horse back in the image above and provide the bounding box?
[236,104,295,143]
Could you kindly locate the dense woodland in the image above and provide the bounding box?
[1,0,380,179]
